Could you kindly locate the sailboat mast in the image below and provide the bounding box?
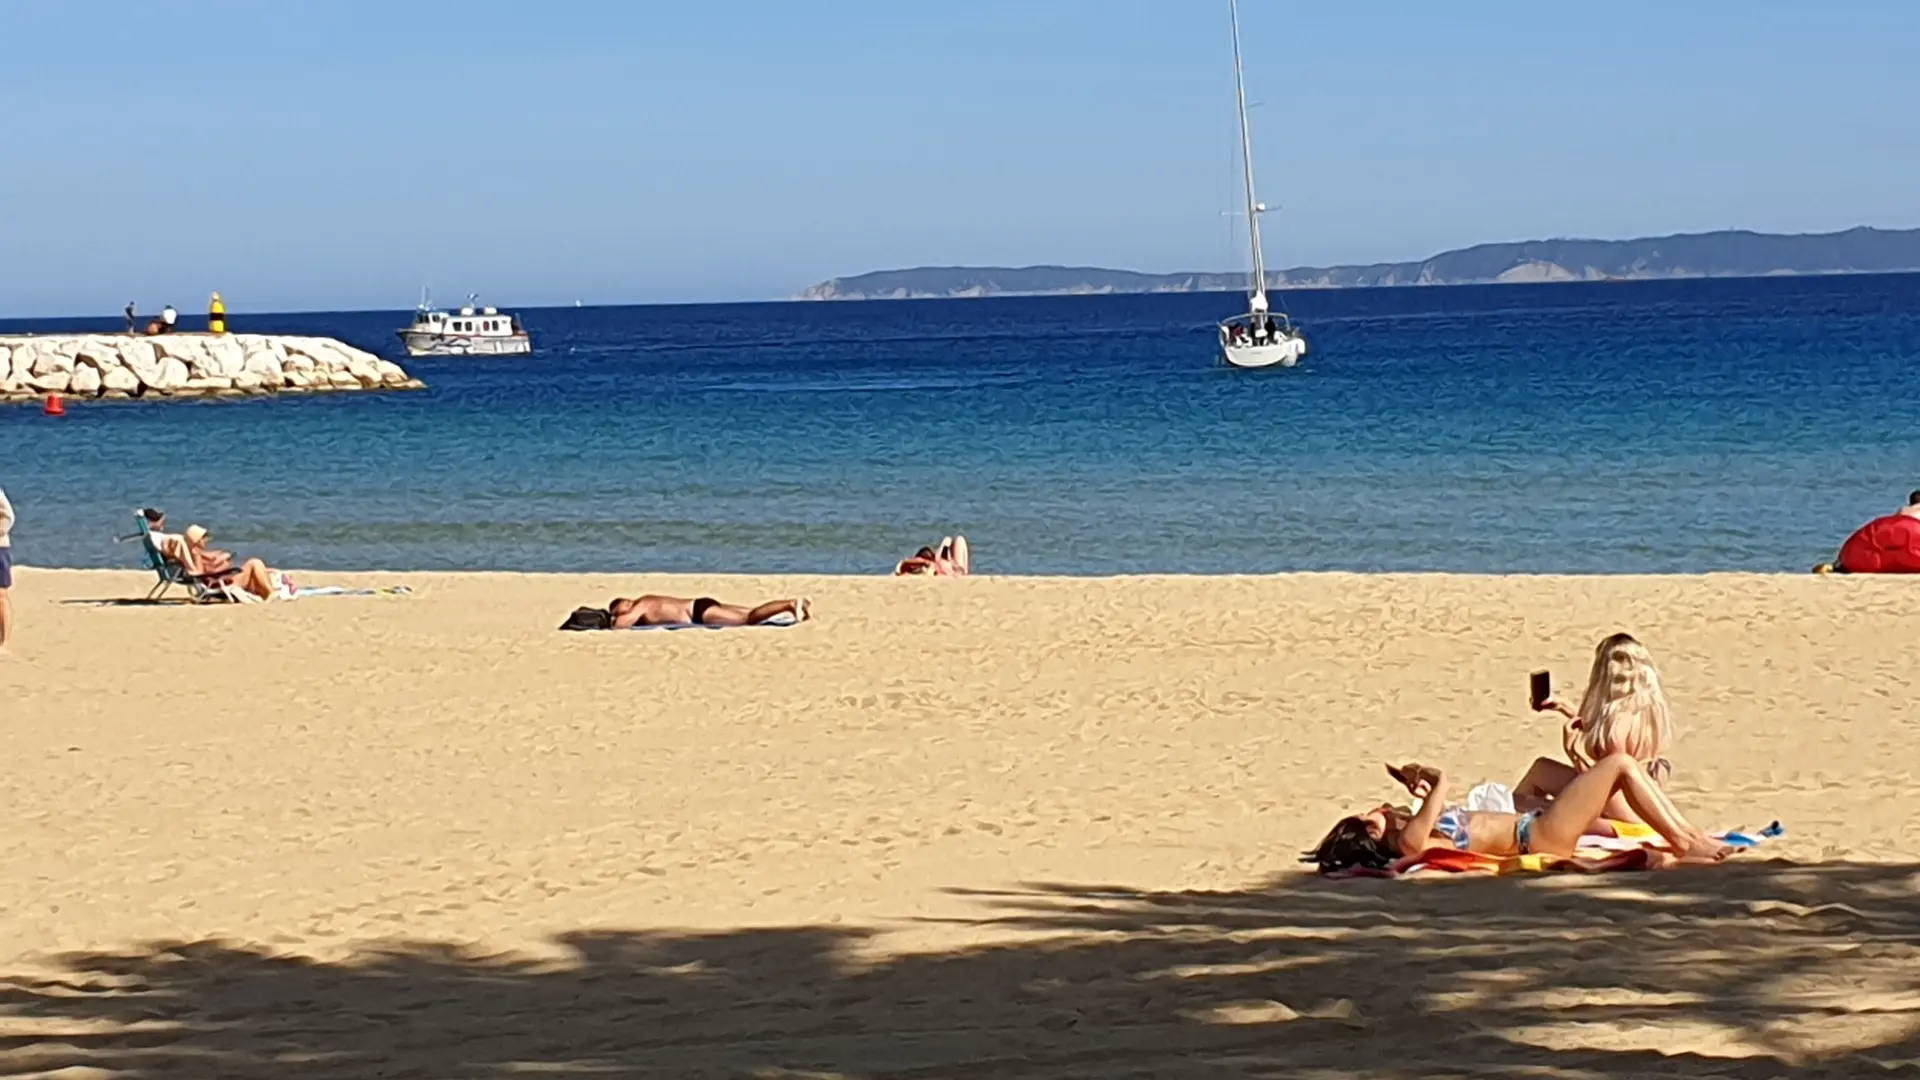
[1228,0,1268,312]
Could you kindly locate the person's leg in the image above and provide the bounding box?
[236,558,274,600]
[1529,752,1724,859]
[698,598,804,626]
[1514,757,1575,808]
[0,548,13,650]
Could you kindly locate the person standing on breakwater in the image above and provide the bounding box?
[123,302,138,333]
[0,484,15,652]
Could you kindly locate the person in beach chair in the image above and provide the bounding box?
[586,593,812,629]
[1513,633,1675,825]
[894,535,971,577]
[174,524,295,602]
[1304,756,1733,876]
[126,508,245,603]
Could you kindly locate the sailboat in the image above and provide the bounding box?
[1218,0,1307,369]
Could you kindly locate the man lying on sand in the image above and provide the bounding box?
[578,594,812,629]
[1306,755,1733,875]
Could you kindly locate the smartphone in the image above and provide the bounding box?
[1529,670,1552,711]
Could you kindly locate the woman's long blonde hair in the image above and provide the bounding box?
[1575,632,1674,765]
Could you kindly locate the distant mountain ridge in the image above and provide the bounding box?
[799,226,1920,300]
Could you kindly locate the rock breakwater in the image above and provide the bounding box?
[0,333,423,403]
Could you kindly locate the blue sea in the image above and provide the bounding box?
[6,275,1919,575]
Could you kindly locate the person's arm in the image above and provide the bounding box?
[1394,769,1452,856]
[0,488,14,542]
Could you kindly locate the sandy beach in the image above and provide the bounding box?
[2,567,1917,1076]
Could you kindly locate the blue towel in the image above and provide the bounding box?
[1720,820,1785,848]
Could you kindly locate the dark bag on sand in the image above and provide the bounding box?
[559,606,614,631]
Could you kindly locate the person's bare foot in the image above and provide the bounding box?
[794,597,812,623]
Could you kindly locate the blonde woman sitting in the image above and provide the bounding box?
[1517,632,1676,826]
[170,525,294,601]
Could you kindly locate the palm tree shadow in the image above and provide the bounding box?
[3,860,1917,1077]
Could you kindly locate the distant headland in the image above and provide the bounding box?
[798,226,1920,300]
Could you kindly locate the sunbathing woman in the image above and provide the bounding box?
[1306,755,1733,874]
[1516,632,1675,824]
[895,535,971,577]
[155,524,292,601]
[607,594,811,628]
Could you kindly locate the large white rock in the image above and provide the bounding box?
[230,371,266,392]
[326,370,361,389]
[184,375,234,391]
[206,336,247,377]
[281,351,316,373]
[7,345,31,384]
[152,336,209,366]
[241,343,281,378]
[29,371,72,393]
[153,357,190,391]
[69,364,103,396]
[101,366,140,395]
[121,340,164,386]
[30,349,75,376]
[376,360,411,386]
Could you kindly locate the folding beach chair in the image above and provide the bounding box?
[117,511,242,603]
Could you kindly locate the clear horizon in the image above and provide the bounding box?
[2,1,1915,318]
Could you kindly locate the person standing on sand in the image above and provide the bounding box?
[0,485,15,652]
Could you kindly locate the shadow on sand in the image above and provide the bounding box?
[3,860,1917,1077]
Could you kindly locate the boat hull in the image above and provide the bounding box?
[398,330,532,358]
[1221,334,1307,369]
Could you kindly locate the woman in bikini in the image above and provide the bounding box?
[607,594,811,628]
[1515,632,1675,824]
[1306,754,1733,875]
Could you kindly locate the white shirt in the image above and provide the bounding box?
[0,487,13,548]
[161,307,178,326]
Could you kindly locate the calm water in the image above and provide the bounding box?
[6,275,1920,575]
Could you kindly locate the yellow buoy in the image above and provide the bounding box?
[209,291,227,335]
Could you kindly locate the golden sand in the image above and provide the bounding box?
[1,568,1916,1076]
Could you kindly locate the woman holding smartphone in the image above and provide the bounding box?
[1516,632,1677,825]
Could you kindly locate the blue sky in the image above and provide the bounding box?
[1,1,1914,314]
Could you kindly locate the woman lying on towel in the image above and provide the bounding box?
[1306,754,1733,875]
[607,594,811,628]
[895,535,971,577]
[1517,632,1675,825]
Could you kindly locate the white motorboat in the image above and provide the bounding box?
[1219,0,1308,370]
[397,293,532,357]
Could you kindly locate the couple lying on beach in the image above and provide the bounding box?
[143,508,295,601]
[559,593,812,630]
[1309,632,1735,873]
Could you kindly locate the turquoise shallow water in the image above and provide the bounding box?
[5,274,1920,574]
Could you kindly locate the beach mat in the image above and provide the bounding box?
[291,585,412,599]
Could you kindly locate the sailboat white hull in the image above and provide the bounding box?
[1222,334,1307,369]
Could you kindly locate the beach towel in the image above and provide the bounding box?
[1331,820,1784,879]
[290,585,413,599]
